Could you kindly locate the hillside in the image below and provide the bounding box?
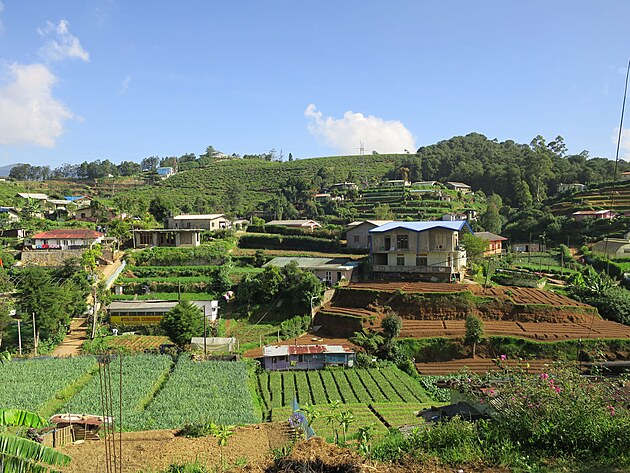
[550,181,630,215]
[123,153,405,209]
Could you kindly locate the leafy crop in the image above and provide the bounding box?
[138,357,258,429]
[0,357,96,413]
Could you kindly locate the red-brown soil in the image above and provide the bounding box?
[58,423,291,473]
[415,358,559,375]
[351,281,469,293]
[400,319,630,341]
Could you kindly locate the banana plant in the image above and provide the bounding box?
[0,408,71,473]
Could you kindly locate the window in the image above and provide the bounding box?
[416,255,428,266]
[396,254,405,266]
[297,355,304,363]
[353,235,360,243]
[139,233,152,245]
[325,271,332,282]
[396,234,409,249]
[384,236,391,249]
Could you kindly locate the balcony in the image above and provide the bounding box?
[372,264,452,274]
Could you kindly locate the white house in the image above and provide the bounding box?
[266,219,322,232]
[167,214,230,230]
[557,183,586,194]
[156,167,175,178]
[346,220,393,249]
[31,228,105,250]
[445,182,472,193]
[369,221,472,281]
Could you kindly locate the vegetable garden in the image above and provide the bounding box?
[1,355,258,431]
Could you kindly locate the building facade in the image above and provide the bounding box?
[345,220,393,250]
[369,221,471,281]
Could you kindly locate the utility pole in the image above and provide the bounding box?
[17,318,22,356]
[203,305,207,358]
[32,312,37,356]
[91,276,98,339]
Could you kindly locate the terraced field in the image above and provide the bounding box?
[257,366,430,414]
[349,281,468,293]
[415,358,559,375]
[400,319,630,340]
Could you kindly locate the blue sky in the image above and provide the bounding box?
[0,1,629,167]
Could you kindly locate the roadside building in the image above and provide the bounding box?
[106,300,217,325]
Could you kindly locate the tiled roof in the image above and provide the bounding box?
[32,229,104,239]
[475,231,507,241]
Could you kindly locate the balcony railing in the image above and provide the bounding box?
[372,264,452,273]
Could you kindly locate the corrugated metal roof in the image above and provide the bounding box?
[369,220,472,234]
[172,214,225,220]
[262,344,354,356]
[267,219,321,226]
[17,192,48,200]
[347,220,393,228]
[32,229,104,239]
[107,300,214,312]
[263,257,360,271]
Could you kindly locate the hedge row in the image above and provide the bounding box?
[239,233,364,254]
[127,241,233,266]
[246,224,339,239]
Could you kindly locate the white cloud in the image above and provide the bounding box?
[305,104,416,155]
[38,19,89,62]
[0,63,74,147]
[612,126,630,161]
[120,75,131,93]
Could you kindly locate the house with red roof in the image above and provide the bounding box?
[31,228,105,250]
[475,231,508,256]
[260,344,356,370]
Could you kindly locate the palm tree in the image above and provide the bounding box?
[0,408,71,472]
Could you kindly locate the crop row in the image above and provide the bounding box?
[67,354,172,430]
[135,357,258,430]
[258,367,429,411]
[0,357,97,414]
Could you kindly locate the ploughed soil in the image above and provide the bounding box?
[58,423,290,473]
[59,428,510,473]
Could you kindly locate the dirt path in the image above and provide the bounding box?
[51,318,88,357]
[58,423,291,473]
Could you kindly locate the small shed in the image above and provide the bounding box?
[49,414,111,443]
[260,344,356,371]
[190,337,236,353]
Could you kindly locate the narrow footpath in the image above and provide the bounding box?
[51,318,88,357]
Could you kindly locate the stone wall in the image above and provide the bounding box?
[21,250,86,266]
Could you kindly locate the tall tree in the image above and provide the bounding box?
[160,301,203,346]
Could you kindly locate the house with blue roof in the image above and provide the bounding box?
[368,221,473,281]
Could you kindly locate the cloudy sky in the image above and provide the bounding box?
[0,1,629,167]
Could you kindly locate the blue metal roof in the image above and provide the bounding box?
[64,196,87,202]
[369,220,473,234]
